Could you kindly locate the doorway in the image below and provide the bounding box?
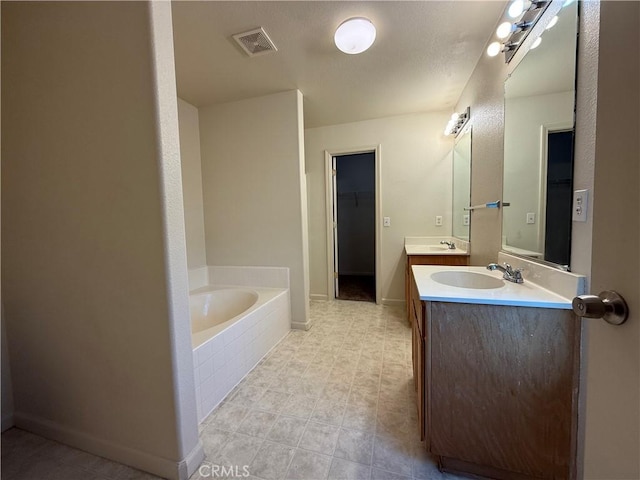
[539,127,574,267]
[325,147,381,304]
[544,130,574,265]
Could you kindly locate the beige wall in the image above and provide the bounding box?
[305,112,453,302]
[457,1,639,477]
[177,98,207,269]
[198,90,310,328]
[1,3,201,478]
[455,40,509,267]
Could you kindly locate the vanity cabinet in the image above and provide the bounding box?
[411,274,580,480]
[410,277,426,442]
[405,253,468,323]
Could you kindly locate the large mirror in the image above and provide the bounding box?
[502,1,578,268]
[453,126,471,242]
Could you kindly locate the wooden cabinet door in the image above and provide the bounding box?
[428,302,579,480]
[410,287,425,441]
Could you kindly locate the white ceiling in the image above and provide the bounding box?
[171,1,507,128]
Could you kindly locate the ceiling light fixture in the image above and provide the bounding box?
[334,17,376,54]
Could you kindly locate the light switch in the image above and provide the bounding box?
[383,216,391,227]
[435,216,443,226]
[572,189,589,222]
[526,212,535,224]
[463,214,470,226]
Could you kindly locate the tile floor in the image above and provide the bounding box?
[194,300,464,480]
[1,300,465,480]
[1,427,160,480]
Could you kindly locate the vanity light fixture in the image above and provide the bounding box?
[334,17,376,54]
[486,0,550,62]
[444,107,470,137]
[496,21,514,39]
[487,41,502,57]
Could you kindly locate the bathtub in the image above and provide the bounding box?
[190,285,291,422]
[190,287,259,348]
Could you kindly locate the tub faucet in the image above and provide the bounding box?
[440,240,456,250]
[486,262,524,284]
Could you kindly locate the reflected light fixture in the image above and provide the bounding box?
[530,37,542,49]
[444,107,470,136]
[546,15,559,29]
[334,17,376,54]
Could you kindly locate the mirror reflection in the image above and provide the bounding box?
[502,1,578,268]
[452,126,471,242]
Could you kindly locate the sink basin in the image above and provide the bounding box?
[427,245,450,252]
[431,271,504,289]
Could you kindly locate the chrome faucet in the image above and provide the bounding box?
[440,240,456,250]
[486,262,524,284]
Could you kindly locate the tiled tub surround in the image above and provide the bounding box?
[190,266,292,423]
[193,300,468,480]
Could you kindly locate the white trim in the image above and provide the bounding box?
[324,151,334,301]
[291,320,312,330]
[14,412,205,480]
[539,122,574,256]
[324,145,382,304]
[310,294,329,301]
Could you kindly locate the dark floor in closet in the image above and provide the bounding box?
[337,275,376,302]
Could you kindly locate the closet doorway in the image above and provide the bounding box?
[325,146,381,303]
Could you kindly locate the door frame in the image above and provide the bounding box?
[324,145,381,304]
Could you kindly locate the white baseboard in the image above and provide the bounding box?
[309,294,328,301]
[14,412,204,480]
[2,412,15,432]
[182,438,206,479]
[291,319,312,330]
[381,298,406,307]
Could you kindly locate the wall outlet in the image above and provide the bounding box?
[463,214,470,226]
[383,216,391,227]
[435,216,443,226]
[572,189,589,222]
[526,212,535,224]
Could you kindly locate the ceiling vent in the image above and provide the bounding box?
[232,27,278,57]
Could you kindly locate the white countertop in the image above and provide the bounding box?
[412,265,573,309]
[405,245,470,256]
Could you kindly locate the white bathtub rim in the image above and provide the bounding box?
[190,285,287,349]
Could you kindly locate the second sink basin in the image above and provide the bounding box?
[431,270,504,289]
[427,245,451,252]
